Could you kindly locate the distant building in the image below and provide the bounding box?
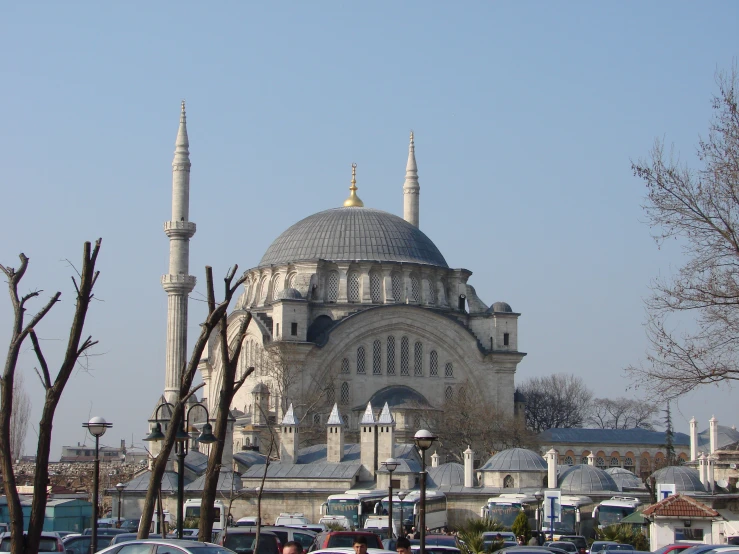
[60,442,125,462]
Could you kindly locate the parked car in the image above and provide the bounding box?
[680,547,733,554]
[0,531,64,553]
[309,531,384,551]
[408,536,459,547]
[558,536,589,554]
[310,548,395,554]
[544,542,578,554]
[234,526,316,550]
[96,538,235,554]
[284,525,327,534]
[82,528,130,536]
[119,519,141,533]
[410,546,461,554]
[483,533,518,543]
[214,528,282,554]
[109,533,163,544]
[651,545,694,554]
[274,514,310,526]
[602,546,635,553]
[497,547,575,554]
[483,540,519,552]
[590,542,619,554]
[63,533,116,554]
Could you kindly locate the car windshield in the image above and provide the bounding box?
[224,534,277,554]
[0,538,58,552]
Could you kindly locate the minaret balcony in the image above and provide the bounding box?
[164,221,197,238]
[161,274,197,293]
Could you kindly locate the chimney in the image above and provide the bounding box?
[359,403,377,480]
[463,446,474,488]
[326,404,344,463]
[279,404,299,464]
[699,453,707,488]
[377,403,396,464]
[587,452,595,466]
[689,417,698,461]
[546,448,558,488]
[710,415,718,454]
[707,455,716,492]
[431,452,440,468]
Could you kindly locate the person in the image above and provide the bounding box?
[517,536,525,545]
[409,527,418,539]
[353,536,368,554]
[396,536,412,554]
[283,541,304,554]
[528,535,538,546]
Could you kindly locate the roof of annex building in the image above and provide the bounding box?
[539,427,690,446]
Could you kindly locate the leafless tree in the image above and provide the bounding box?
[517,374,593,433]
[139,265,246,539]
[587,397,659,430]
[0,239,102,554]
[628,66,739,398]
[10,372,31,461]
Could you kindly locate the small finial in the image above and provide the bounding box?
[343,162,364,207]
[410,130,414,144]
[180,100,187,123]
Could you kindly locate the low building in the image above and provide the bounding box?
[642,494,721,549]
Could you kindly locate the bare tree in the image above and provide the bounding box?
[517,374,593,433]
[139,265,246,539]
[10,372,31,461]
[587,397,659,430]
[628,66,739,398]
[0,239,102,554]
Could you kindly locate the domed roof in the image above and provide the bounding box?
[653,466,705,492]
[479,448,547,472]
[359,385,436,410]
[559,464,619,493]
[606,467,644,490]
[428,463,465,487]
[251,382,269,394]
[259,207,448,268]
[275,287,303,300]
[488,302,513,313]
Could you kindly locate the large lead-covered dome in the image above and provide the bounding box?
[259,207,448,268]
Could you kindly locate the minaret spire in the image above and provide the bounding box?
[403,131,420,227]
[162,101,197,404]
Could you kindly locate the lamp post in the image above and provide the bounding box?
[116,483,125,528]
[83,416,112,554]
[534,490,543,546]
[381,458,399,539]
[414,429,437,554]
[143,401,217,539]
[397,491,407,537]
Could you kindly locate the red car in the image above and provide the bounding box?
[651,545,694,554]
[309,531,384,551]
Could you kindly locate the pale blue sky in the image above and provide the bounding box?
[1,2,737,458]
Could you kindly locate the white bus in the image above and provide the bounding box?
[380,490,447,533]
[593,496,641,528]
[140,510,172,535]
[541,495,592,537]
[184,499,227,532]
[320,490,386,530]
[481,494,538,529]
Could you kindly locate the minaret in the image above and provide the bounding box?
[689,417,698,461]
[162,101,197,404]
[403,131,419,227]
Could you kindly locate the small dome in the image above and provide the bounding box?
[275,288,303,300]
[479,448,547,472]
[488,302,513,313]
[653,466,705,493]
[428,463,465,487]
[251,382,270,394]
[606,467,644,490]
[559,464,619,494]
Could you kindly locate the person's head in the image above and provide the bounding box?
[353,535,368,554]
[396,536,412,554]
[283,541,304,554]
[496,534,502,540]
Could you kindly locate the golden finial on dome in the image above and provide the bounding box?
[343,162,364,207]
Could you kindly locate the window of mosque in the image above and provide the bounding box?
[503,475,514,488]
[348,272,360,302]
[275,323,280,336]
[430,350,438,377]
[287,273,297,290]
[445,386,453,401]
[610,457,620,467]
[427,279,435,305]
[327,271,339,303]
[387,336,396,375]
[370,272,382,303]
[373,340,382,375]
[313,413,321,426]
[400,337,410,376]
[503,333,510,346]
[413,414,421,428]
[342,414,349,427]
[581,457,588,464]
[410,276,420,302]
[245,438,251,447]
[327,384,335,404]
[392,272,403,302]
[272,274,283,299]
[356,346,366,374]
[564,456,574,465]
[341,358,350,374]
[340,382,350,405]
[444,362,454,378]
[624,457,635,470]
[596,457,606,468]
[414,342,423,376]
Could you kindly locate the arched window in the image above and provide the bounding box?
[341,358,350,374]
[387,336,396,375]
[444,362,454,378]
[327,271,339,303]
[342,414,349,427]
[429,350,438,377]
[272,274,283,299]
[370,272,382,303]
[410,275,420,302]
[426,280,435,305]
[340,383,350,405]
[445,386,453,401]
[245,438,251,447]
[259,277,269,303]
[243,279,252,306]
[413,414,421,428]
[326,384,335,404]
[503,475,514,488]
[581,457,588,465]
[287,273,297,290]
[313,413,321,426]
[610,457,620,467]
[400,337,410,376]
[624,457,635,470]
[348,272,360,303]
[392,272,403,302]
[373,340,382,375]
[414,342,423,376]
[596,457,606,468]
[564,456,574,465]
[356,346,366,374]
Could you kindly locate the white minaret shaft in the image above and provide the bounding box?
[403,131,420,227]
[162,101,197,404]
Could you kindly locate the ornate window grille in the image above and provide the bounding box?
[313,413,321,426]
[503,475,514,488]
[400,337,410,376]
[564,456,574,465]
[610,457,620,467]
[348,272,360,303]
[414,342,423,376]
[444,386,453,401]
[581,457,589,465]
[596,457,606,468]
[327,271,339,302]
[427,279,435,305]
[341,358,350,374]
[387,336,396,375]
[430,350,438,377]
[340,382,350,405]
[444,362,453,378]
[624,457,635,470]
[370,272,382,303]
[356,346,366,374]
[326,384,335,404]
[410,276,420,302]
[392,272,403,302]
[373,340,382,375]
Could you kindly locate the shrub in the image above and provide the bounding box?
[511,512,531,542]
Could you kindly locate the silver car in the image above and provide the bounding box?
[96,538,235,554]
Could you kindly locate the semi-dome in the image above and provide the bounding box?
[479,448,547,472]
[488,302,513,313]
[428,463,465,487]
[653,466,705,493]
[274,288,303,300]
[559,464,619,493]
[359,385,436,410]
[606,467,644,490]
[259,207,448,268]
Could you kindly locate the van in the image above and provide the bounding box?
[274,513,309,526]
[235,526,316,550]
[215,528,282,554]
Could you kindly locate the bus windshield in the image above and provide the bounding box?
[381,501,415,521]
[598,505,635,527]
[327,499,360,528]
[487,503,522,527]
[185,505,221,523]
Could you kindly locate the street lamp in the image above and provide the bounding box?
[534,490,543,546]
[83,416,112,554]
[397,491,407,537]
[115,483,126,528]
[414,429,437,554]
[143,401,217,539]
[381,458,399,539]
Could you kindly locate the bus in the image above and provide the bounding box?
[593,496,641,528]
[184,499,227,533]
[541,495,592,537]
[481,494,538,529]
[140,510,172,535]
[380,490,447,533]
[320,490,386,530]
